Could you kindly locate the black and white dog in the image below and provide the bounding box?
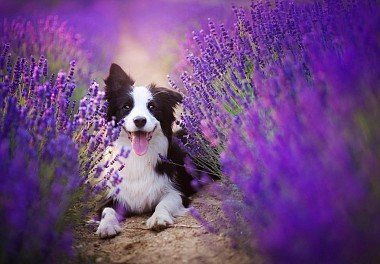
[96,63,198,238]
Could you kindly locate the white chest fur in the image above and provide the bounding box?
[106,128,174,214]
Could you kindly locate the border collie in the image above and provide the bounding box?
[96,63,197,238]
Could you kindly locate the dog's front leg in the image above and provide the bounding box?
[146,191,187,229]
[96,207,122,238]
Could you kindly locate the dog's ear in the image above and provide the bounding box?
[149,85,183,137]
[163,87,183,107]
[152,86,183,109]
[104,63,134,98]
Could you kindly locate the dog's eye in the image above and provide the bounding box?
[123,105,131,110]
[148,102,155,110]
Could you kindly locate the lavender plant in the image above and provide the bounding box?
[223,36,380,262]
[169,1,311,175]
[173,0,374,171]
[174,0,380,262]
[1,16,93,96]
[0,43,125,262]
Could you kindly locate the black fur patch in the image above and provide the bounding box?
[148,84,183,140]
[155,130,198,199]
[146,85,198,200]
[104,63,134,122]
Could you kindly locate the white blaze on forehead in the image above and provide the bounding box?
[131,86,153,107]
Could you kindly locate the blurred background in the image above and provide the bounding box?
[1,0,246,86]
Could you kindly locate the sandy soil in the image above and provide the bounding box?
[72,190,259,264]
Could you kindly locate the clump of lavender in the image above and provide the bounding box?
[169,1,313,175]
[224,40,380,262]
[172,0,375,175]
[1,16,93,93]
[0,43,123,262]
[175,0,380,262]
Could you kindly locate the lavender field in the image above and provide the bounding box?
[1,0,379,263]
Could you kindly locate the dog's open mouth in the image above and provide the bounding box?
[124,126,156,156]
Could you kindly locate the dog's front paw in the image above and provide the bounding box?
[96,217,121,239]
[146,211,173,230]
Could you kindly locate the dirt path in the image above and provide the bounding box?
[73,190,257,264]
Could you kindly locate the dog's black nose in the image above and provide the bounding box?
[133,117,147,128]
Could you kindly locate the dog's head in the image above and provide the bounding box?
[104,63,182,156]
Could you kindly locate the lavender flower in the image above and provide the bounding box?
[0,42,124,262]
[1,16,93,91]
[175,0,380,262]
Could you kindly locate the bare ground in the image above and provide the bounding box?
[72,190,259,264]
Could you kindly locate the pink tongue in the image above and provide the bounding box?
[131,132,149,156]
